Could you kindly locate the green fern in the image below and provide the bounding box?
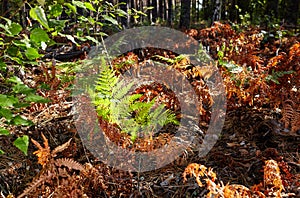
[89,58,179,142]
[88,57,118,122]
[122,98,179,141]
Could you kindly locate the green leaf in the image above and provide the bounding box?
[64,3,77,14]
[30,28,50,45]
[0,127,10,135]
[8,56,22,64]
[0,107,13,121]
[25,94,50,103]
[29,7,49,30]
[87,16,95,24]
[0,95,12,107]
[8,23,22,36]
[37,0,45,6]
[6,46,19,56]
[12,40,27,48]
[1,17,11,26]
[0,60,6,72]
[0,94,18,107]
[116,9,128,17]
[102,15,118,25]
[12,83,34,94]
[85,36,100,44]
[49,4,63,17]
[84,2,96,11]
[72,0,86,9]
[8,76,23,84]
[0,149,4,154]
[25,47,41,60]
[12,115,33,126]
[0,23,8,33]
[145,6,154,10]
[49,19,67,31]
[14,103,30,108]
[13,135,29,155]
[65,34,78,45]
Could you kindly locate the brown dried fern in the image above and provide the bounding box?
[55,158,84,171]
[17,171,54,198]
[291,109,300,133]
[31,133,51,167]
[264,160,284,197]
[51,138,72,157]
[281,100,295,129]
[183,160,290,197]
[19,134,84,197]
[281,100,300,134]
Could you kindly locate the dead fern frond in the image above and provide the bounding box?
[281,100,294,129]
[183,163,216,187]
[55,158,84,171]
[264,159,284,196]
[183,160,287,197]
[281,100,300,134]
[31,133,51,167]
[291,109,300,133]
[17,171,53,198]
[20,136,84,197]
[222,184,252,198]
[51,138,72,157]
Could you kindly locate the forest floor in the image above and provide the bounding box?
[0,23,299,197]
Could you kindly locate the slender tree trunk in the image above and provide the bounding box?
[159,0,163,19]
[179,0,191,29]
[228,0,238,22]
[191,0,196,23]
[285,0,299,25]
[139,0,144,23]
[167,0,173,25]
[164,0,167,21]
[212,0,222,22]
[196,0,200,21]
[147,0,151,23]
[129,0,135,24]
[202,0,212,21]
[152,0,158,23]
[119,0,129,28]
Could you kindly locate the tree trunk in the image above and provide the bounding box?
[164,0,167,21]
[167,0,173,26]
[230,0,238,22]
[191,0,196,23]
[212,0,222,22]
[285,0,299,25]
[202,0,214,21]
[152,0,158,23]
[119,0,129,28]
[147,0,151,23]
[179,0,191,29]
[159,0,163,19]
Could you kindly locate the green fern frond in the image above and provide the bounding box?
[131,98,156,124]
[148,103,179,131]
[88,57,179,142]
[112,80,135,101]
